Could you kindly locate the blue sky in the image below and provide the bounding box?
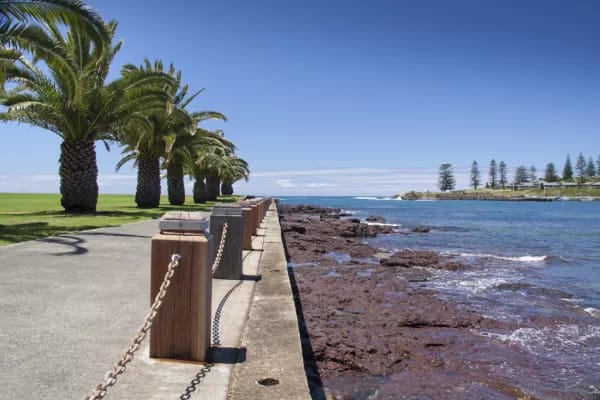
[1,0,599,195]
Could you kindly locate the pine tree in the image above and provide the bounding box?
[514,166,529,184]
[596,156,600,177]
[575,152,586,184]
[528,165,537,182]
[563,154,573,181]
[499,161,507,189]
[544,163,558,182]
[489,159,498,189]
[586,156,596,178]
[470,161,481,189]
[438,163,456,191]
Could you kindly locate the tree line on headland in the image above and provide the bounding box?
[439,153,600,191]
[0,0,249,213]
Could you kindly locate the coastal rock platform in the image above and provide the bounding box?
[280,204,594,400]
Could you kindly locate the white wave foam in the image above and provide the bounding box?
[481,324,600,352]
[428,271,510,294]
[584,307,600,318]
[341,209,357,214]
[456,277,509,293]
[458,253,548,263]
[353,196,402,201]
[365,221,400,227]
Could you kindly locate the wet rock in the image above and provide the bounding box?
[366,215,386,223]
[381,249,441,267]
[495,283,533,291]
[281,204,341,215]
[380,250,465,270]
[495,283,573,299]
[283,224,307,234]
[280,203,570,400]
[412,226,430,233]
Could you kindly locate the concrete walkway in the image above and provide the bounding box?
[0,205,310,399]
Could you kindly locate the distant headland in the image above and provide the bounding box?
[396,188,600,201]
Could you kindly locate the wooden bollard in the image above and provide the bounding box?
[242,207,253,250]
[210,204,243,280]
[257,201,264,223]
[251,204,260,234]
[260,199,267,219]
[261,199,268,219]
[150,212,212,361]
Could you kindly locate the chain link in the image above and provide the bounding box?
[211,222,228,274]
[82,254,182,400]
[179,363,214,400]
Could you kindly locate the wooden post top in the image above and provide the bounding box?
[212,203,243,216]
[159,212,209,233]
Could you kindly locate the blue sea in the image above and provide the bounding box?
[280,196,600,392]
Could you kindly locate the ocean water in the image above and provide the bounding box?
[280,196,600,392]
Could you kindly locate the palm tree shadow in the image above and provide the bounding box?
[0,222,93,247]
[37,235,88,256]
[78,231,152,239]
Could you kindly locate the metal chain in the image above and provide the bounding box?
[179,363,214,400]
[211,222,228,274]
[82,254,182,400]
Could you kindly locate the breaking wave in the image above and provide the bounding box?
[353,196,402,201]
[457,253,549,263]
[481,324,600,354]
[365,221,400,227]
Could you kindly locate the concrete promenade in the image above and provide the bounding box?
[0,204,310,399]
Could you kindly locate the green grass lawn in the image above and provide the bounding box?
[0,193,239,246]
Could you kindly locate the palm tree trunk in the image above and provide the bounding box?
[167,160,185,205]
[221,182,234,196]
[206,174,220,201]
[193,178,209,203]
[59,139,98,213]
[135,156,161,208]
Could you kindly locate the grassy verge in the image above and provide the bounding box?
[400,187,600,200]
[463,187,600,197]
[0,193,240,246]
[507,187,600,197]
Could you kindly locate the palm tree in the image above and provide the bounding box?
[116,60,202,208]
[189,130,235,203]
[0,0,110,91]
[164,116,227,205]
[0,0,109,50]
[164,111,226,205]
[220,156,249,196]
[0,22,174,211]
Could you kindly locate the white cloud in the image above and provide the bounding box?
[275,179,297,188]
[0,172,137,194]
[28,174,59,183]
[305,183,338,188]
[0,166,475,197]
[97,174,137,182]
[234,166,474,196]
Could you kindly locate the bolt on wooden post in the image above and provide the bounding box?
[150,212,212,361]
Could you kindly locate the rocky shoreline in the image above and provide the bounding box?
[279,204,595,400]
[398,190,600,201]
